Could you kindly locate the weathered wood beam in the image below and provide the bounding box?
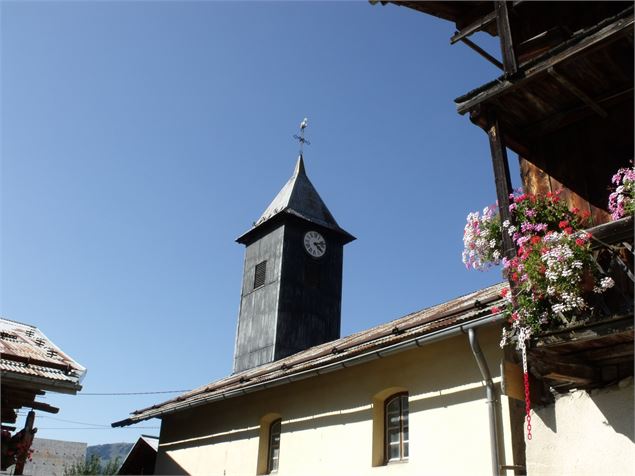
[450,10,497,44]
[588,215,634,246]
[536,315,633,347]
[487,113,516,259]
[495,1,518,76]
[29,401,59,414]
[1,386,45,398]
[14,411,36,475]
[1,374,81,395]
[469,105,531,158]
[2,397,37,408]
[457,11,634,114]
[575,342,634,362]
[522,86,633,138]
[543,365,596,384]
[459,37,504,70]
[547,67,608,118]
[1,409,18,424]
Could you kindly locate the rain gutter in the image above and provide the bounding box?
[113,311,505,427]
[467,327,501,476]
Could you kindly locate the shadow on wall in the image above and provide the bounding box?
[536,398,557,434]
[592,378,634,443]
[154,451,191,476]
[157,426,260,453]
[282,383,490,435]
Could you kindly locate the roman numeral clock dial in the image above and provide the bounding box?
[304,231,326,258]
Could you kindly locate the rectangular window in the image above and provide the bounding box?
[254,260,267,289]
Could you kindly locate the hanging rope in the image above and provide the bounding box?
[518,327,532,440]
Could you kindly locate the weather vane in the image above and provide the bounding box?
[293,117,311,155]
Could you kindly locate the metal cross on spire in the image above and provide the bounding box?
[293,117,311,155]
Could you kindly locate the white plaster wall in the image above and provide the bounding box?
[154,326,517,476]
[527,377,635,476]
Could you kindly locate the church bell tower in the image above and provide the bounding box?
[233,148,355,373]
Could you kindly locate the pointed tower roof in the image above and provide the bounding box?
[237,155,355,244]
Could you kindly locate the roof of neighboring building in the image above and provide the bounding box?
[117,435,159,476]
[113,282,506,427]
[236,155,355,244]
[0,317,86,391]
[141,435,159,451]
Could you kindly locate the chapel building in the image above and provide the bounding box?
[114,155,518,475]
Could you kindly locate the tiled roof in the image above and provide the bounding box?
[0,318,86,390]
[113,283,506,427]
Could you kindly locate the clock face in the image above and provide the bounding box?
[304,231,326,258]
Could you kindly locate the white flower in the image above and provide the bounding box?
[600,277,615,289]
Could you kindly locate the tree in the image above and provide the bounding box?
[64,455,121,475]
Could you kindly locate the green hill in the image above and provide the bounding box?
[86,442,133,468]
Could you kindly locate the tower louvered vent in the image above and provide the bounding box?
[254,261,267,289]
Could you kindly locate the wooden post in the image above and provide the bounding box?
[487,112,527,473]
[487,113,516,260]
[14,411,35,475]
[495,1,518,76]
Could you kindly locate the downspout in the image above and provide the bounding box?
[468,327,500,476]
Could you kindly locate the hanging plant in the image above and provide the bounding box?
[462,205,502,270]
[608,165,635,220]
[462,189,614,348]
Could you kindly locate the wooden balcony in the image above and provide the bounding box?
[528,216,634,395]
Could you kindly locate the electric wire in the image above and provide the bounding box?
[78,390,190,395]
[35,427,161,430]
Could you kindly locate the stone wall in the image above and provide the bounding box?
[23,437,87,476]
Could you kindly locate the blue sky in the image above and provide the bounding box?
[1,1,520,446]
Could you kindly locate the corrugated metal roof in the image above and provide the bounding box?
[114,283,506,427]
[0,318,86,389]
